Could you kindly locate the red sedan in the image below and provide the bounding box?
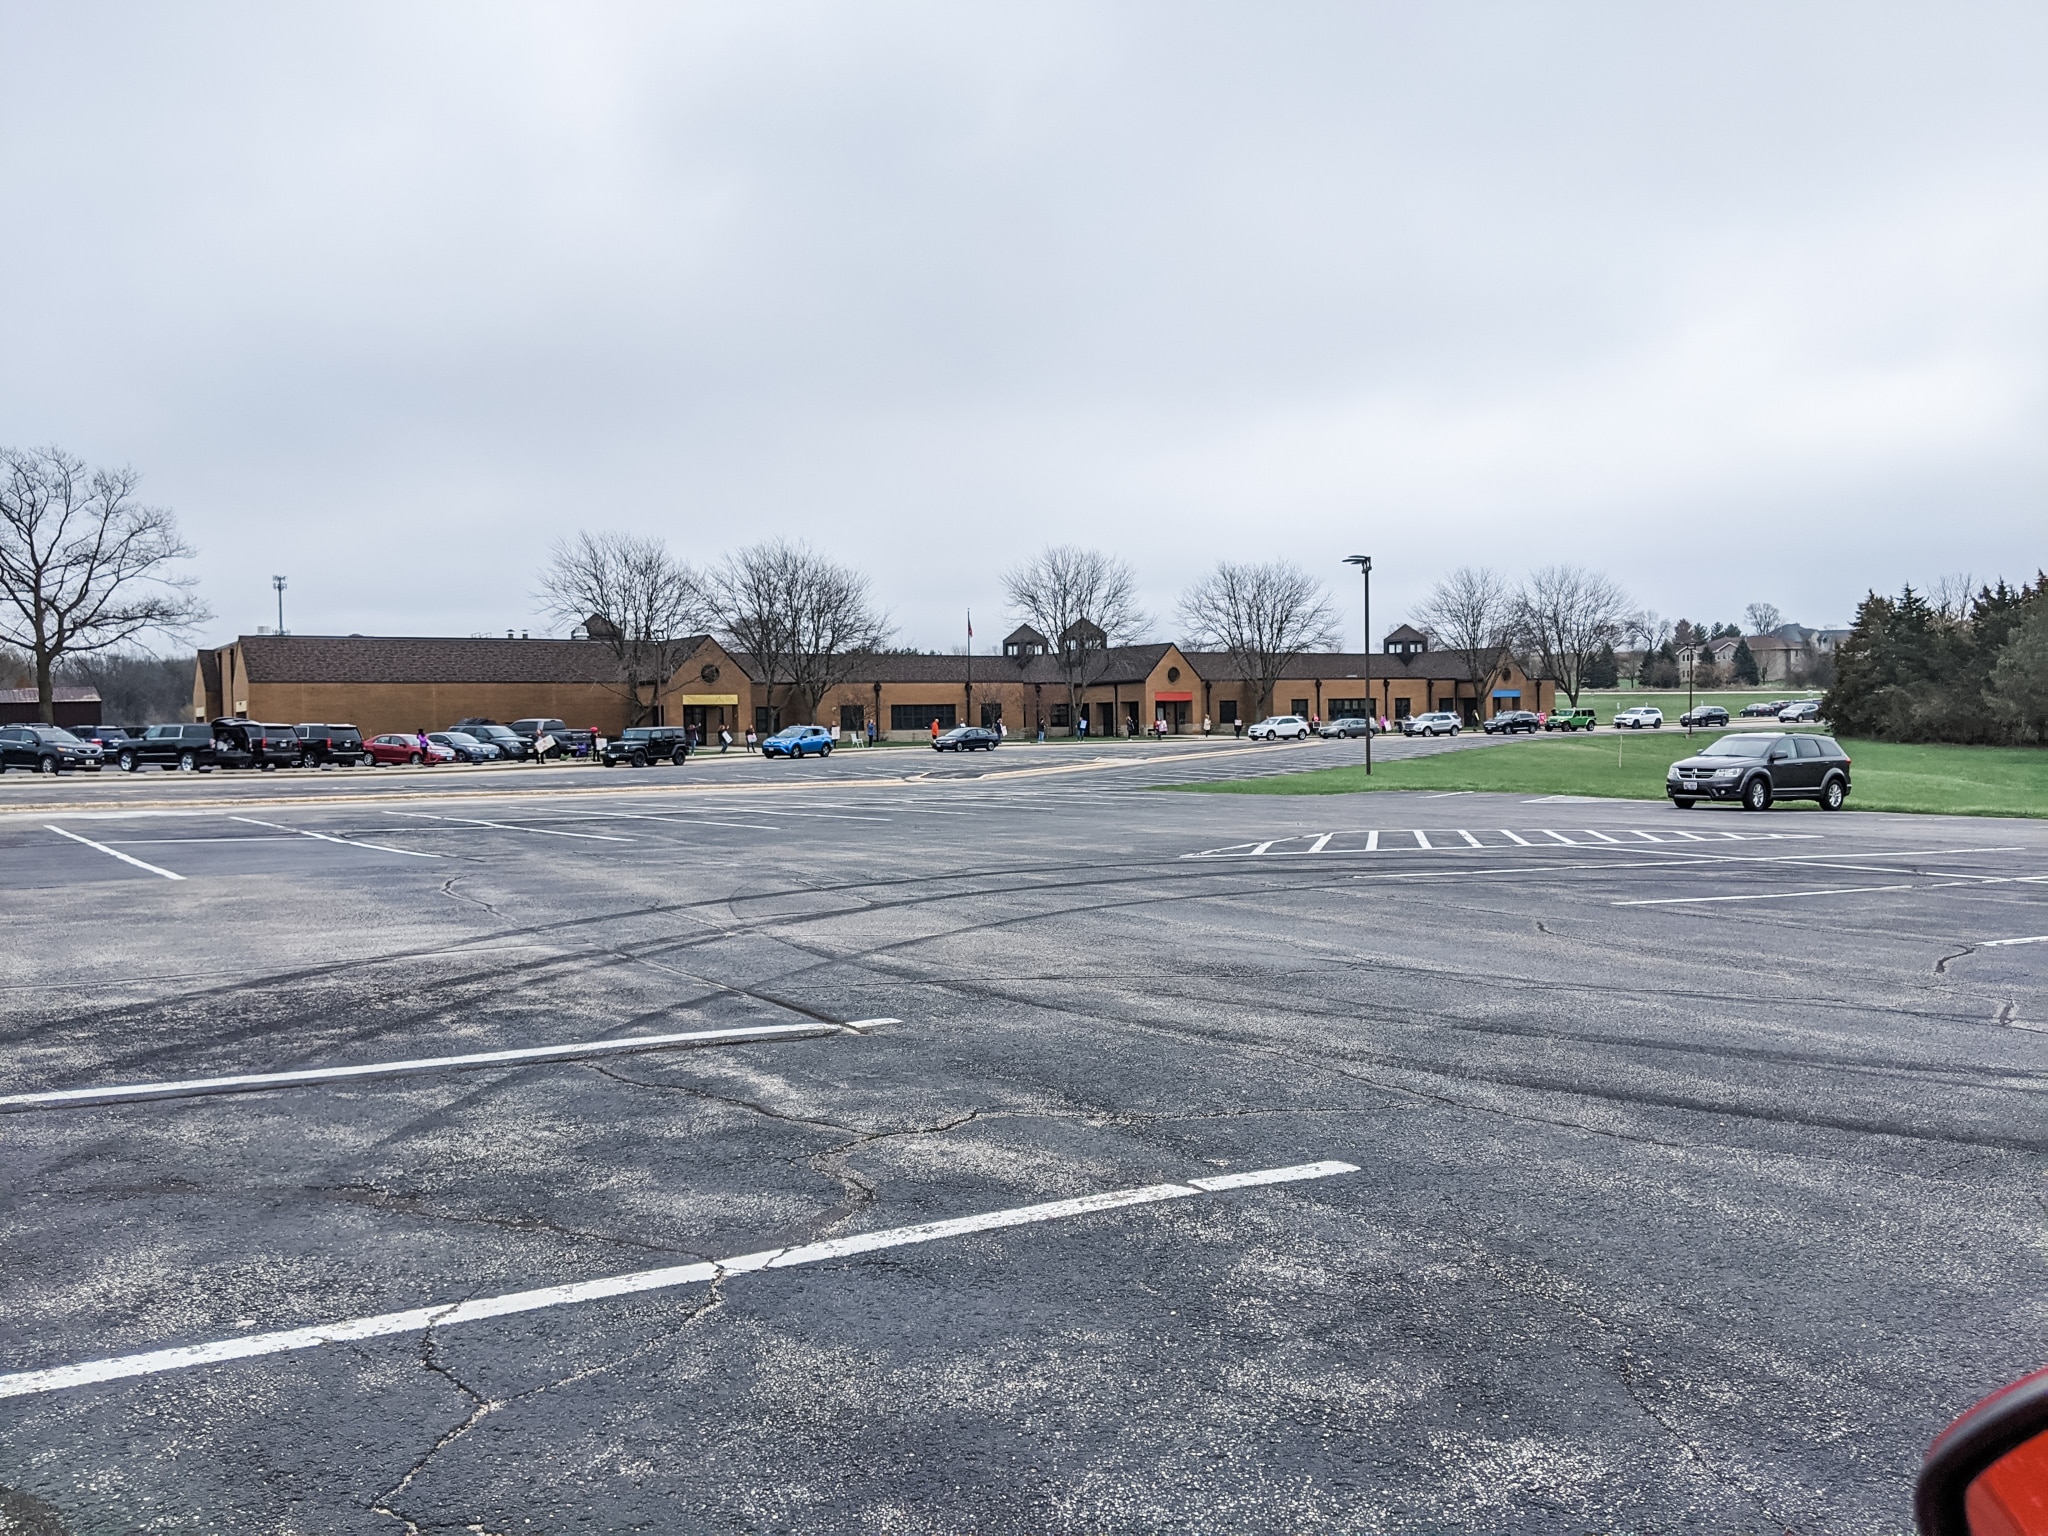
[364,733,455,766]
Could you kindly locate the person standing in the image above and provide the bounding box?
[930,717,940,743]
[1202,714,1211,736]
[415,727,431,765]
[744,727,757,753]
[719,726,731,753]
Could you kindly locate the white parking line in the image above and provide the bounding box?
[1980,934,2048,948]
[228,815,440,859]
[382,811,629,842]
[0,1159,1358,1399]
[1498,829,1530,846]
[1614,884,1915,907]
[0,1019,899,1112]
[1413,830,1433,849]
[46,826,184,881]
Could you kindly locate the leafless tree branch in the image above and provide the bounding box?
[708,540,891,726]
[1412,566,1515,724]
[1512,564,1628,706]
[0,446,210,722]
[535,530,710,727]
[1002,545,1145,734]
[1177,560,1339,720]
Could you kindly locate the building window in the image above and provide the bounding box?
[755,706,780,735]
[1393,696,1412,719]
[979,701,1002,727]
[1217,700,1238,724]
[1049,703,1071,728]
[839,704,866,732]
[1290,698,1310,717]
[1327,698,1368,719]
[890,703,956,732]
[1436,697,1456,714]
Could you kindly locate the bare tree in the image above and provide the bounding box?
[1412,567,1515,725]
[1514,564,1628,706]
[1177,560,1340,720]
[709,540,891,727]
[1742,601,1782,636]
[1930,573,1977,623]
[1002,545,1146,735]
[0,446,210,723]
[536,530,709,727]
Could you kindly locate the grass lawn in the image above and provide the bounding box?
[1170,731,2048,818]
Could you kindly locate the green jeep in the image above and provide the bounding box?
[1545,708,1598,732]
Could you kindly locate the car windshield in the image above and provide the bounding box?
[1699,736,1773,758]
[33,727,79,742]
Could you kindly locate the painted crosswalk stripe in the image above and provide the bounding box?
[1413,830,1432,849]
[1456,830,1482,847]
[0,1160,1358,1399]
[1498,829,1531,846]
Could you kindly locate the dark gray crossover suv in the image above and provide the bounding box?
[1666,732,1851,811]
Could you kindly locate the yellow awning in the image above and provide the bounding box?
[678,693,738,705]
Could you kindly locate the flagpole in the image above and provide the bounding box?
[966,608,974,728]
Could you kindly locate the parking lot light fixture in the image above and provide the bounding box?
[1344,555,1372,774]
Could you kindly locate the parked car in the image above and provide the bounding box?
[0,724,102,774]
[293,723,366,767]
[365,732,455,766]
[762,724,835,759]
[1778,700,1822,723]
[602,726,692,766]
[1483,710,1541,735]
[1739,700,1787,718]
[1317,716,1378,738]
[1666,732,1851,811]
[211,720,299,770]
[1402,711,1461,737]
[1679,705,1730,728]
[1614,706,1664,730]
[1249,715,1312,741]
[117,723,217,772]
[933,726,1000,752]
[454,722,530,760]
[69,725,143,756]
[428,730,498,763]
[1544,708,1598,732]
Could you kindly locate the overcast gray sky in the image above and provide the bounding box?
[2,2,2042,652]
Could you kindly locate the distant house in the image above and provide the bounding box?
[0,686,101,729]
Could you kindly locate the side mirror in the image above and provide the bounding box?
[1769,749,1788,762]
[1917,1366,2048,1534]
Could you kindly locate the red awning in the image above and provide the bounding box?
[1153,691,1194,702]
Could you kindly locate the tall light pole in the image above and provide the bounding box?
[1344,555,1372,776]
[272,575,287,635]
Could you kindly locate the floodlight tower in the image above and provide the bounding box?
[272,575,287,635]
[1343,555,1373,775]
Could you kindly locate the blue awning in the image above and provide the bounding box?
[1491,689,1521,699]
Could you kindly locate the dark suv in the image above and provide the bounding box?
[1666,732,1852,811]
[453,721,530,760]
[293,724,366,767]
[119,723,217,771]
[601,726,692,766]
[211,720,300,771]
[0,724,102,774]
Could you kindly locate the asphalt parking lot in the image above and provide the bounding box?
[2,735,2044,1534]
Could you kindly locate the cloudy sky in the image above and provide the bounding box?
[2,2,2042,652]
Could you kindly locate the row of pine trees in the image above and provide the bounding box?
[1822,575,2048,745]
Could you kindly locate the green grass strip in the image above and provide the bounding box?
[1168,731,2048,818]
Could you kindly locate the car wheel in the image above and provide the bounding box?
[672,752,687,767]
[631,752,648,768]
[409,752,422,765]
[1821,777,1846,811]
[1672,797,1696,809]
[820,742,832,757]
[119,751,138,772]
[1742,776,1772,812]
[178,751,197,772]
[37,755,58,775]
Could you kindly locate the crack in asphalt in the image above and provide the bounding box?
[371,1283,729,1534]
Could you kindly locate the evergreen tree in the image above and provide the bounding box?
[1586,642,1619,689]
[1730,637,1760,685]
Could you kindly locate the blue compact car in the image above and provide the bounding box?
[762,725,835,760]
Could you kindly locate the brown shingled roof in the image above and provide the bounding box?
[229,634,701,685]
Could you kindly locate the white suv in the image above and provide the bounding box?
[1402,711,1461,737]
[1248,715,1311,741]
[1615,706,1664,729]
